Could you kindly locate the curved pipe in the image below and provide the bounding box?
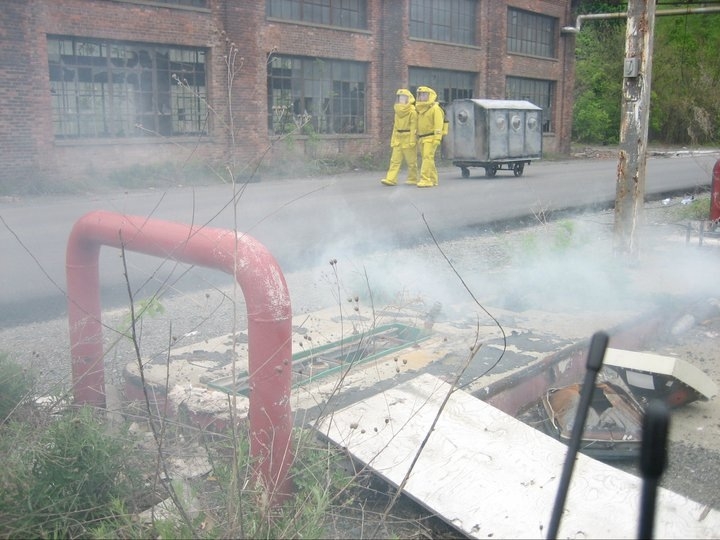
[66,210,293,500]
[562,7,720,34]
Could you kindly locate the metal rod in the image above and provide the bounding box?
[562,6,720,34]
[638,400,670,540]
[546,331,609,539]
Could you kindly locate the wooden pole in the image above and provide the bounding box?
[614,0,656,259]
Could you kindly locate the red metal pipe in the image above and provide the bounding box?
[66,210,293,501]
[711,159,720,222]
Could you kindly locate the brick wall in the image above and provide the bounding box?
[0,0,574,191]
[1,1,55,190]
[0,0,224,190]
[486,0,574,153]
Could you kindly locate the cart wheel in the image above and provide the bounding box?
[513,162,525,177]
[485,165,497,178]
[460,167,470,178]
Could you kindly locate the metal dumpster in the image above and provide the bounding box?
[442,99,542,178]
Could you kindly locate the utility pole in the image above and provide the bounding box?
[614,0,656,259]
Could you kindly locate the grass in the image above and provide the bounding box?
[0,352,35,423]
[669,195,712,222]
[0,350,441,539]
[0,399,149,539]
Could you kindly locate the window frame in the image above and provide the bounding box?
[507,7,557,59]
[112,0,209,8]
[48,36,208,140]
[149,0,207,7]
[266,0,368,30]
[505,76,554,133]
[409,0,476,45]
[267,54,367,136]
[408,67,475,106]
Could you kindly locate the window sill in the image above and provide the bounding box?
[265,17,371,35]
[409,37,480,50]
[105,0,210,12]
[54,136,212,146]
[269,133,370,140]
[507,52,559,62]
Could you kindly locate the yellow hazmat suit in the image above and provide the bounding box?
[381,89,418,186]
[415,86,444,187]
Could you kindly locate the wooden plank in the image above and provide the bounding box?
[317,373,720,539]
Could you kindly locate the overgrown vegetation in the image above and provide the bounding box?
[668,193,712,222]
[572,1,720,145]
[0,352,35,423]
[0,406,145,539]
[0,39,430,539]
[0,353,366,539]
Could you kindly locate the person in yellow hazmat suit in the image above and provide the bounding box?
[380,89,418,186]
[415,86,445,187]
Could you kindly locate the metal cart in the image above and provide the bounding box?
[442,99,543,178]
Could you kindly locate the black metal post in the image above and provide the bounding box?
[638,400,670,540]
[546,331,609,539]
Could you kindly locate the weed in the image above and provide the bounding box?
[670,195,712,222]
[192,427,351,539]
[553,220,576,251]
[106,161,220,189]
[0,406,148,539]
[0,352,35,423]
[120,296,166,335]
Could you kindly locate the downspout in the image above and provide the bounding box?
[66,210,293,501]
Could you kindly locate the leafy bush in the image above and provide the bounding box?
[573,95,615,143]
[0,406,144,539]
[670,195,712,222]
[204,428,352,539]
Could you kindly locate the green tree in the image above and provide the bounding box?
[571,1,720,145]
[651,12,720,144]
[571,3,626,144]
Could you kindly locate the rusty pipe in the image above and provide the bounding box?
[66,210,293,501]
[711,159,720,222]
[562,6,720,34]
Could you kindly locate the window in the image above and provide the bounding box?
[507,8,556,58]
[409,67,475,105]
[48,37,207,139]
[267,56,366,135]
[267,55,366,135]
[151,0,207,6]
[410,0,476,45]
[267,0,367,30]
[506,76,554,132]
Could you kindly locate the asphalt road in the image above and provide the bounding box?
[1,151,718,328]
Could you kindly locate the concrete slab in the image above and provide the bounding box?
[124,302,573,424]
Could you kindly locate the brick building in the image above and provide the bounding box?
[0,0,575,190]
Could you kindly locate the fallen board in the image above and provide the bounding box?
[317,373,720,539]
[604,347,718,402]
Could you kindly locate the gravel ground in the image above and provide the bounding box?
[2,188,719,537]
